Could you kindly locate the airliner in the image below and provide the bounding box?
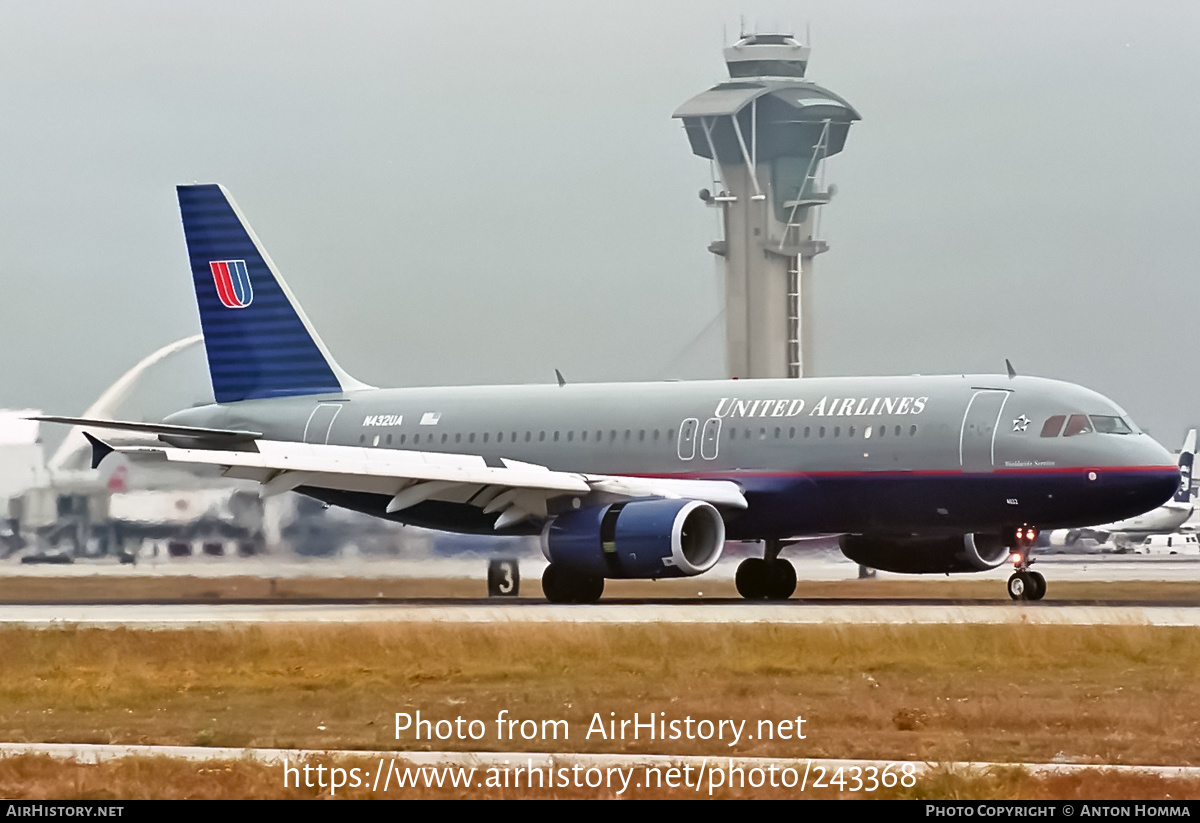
[37,185,1180,603]
[1048,429,1195,550]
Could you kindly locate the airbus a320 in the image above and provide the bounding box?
[38,185,1180,603]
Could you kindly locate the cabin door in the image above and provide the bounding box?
[959,390,1009,473]
[303,403,343,445]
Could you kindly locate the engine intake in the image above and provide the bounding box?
[840,533,1011,574]
[541,498,725,579]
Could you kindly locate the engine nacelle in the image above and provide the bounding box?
[839,533,1011,574]
[541,498,725,579]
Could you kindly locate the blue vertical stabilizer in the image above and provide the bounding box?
[177,184,363,403]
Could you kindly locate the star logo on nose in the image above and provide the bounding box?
[1013,415,1031,433]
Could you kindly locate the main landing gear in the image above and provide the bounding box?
[1006,527,1045,601]
[735,539,796,601]
[541,563,604,604]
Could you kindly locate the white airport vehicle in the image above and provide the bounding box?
[1132,533,1200,555]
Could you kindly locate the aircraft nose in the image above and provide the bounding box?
[1139,435,1182,503]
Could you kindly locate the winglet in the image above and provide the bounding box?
[82,433,115,470]
[1005,359,1017,379]
[555,369,566,388]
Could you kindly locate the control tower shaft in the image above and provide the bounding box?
[674,34,859,378]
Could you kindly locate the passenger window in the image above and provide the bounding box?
[483,433,489,443]
[910,425,917,436]
[774,427,781,439]
[864,426,872,439]
[497,432,504,443]
[399,434,406,445]
[441,433,447,444]
[567,431,573,442]
[455,433,462,444]
[358,435,365,444]
[789,427,796,438]
[553,431,560,442]
[386,434,392,444]
[804,426,810,438]
[731,428,738,440]
[819,427,826,438]
[1063,414,1092,437]
[468,433,475,443]
[848,426,856,437]
[539,431,546,442]
[834,426,840,438]
[1041,415,1066,437]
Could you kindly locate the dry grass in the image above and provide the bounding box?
[1,622,1199,769]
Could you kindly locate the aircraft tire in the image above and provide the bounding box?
[1007,572,1029,601]
[736,558,769,600]
[574,574,605,604]
[1028,571,1046,601]
[768,558,797,600]
[541,564,604,604]
[542,564,572,604]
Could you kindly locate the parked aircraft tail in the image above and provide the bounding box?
[176,184,369,403]
[1174,428,1196,504]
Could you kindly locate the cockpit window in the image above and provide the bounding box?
[1040,415,1065,438]
[1090,415,1132,434]
[1062,414,1092,437]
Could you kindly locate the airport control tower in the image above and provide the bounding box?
[674,34,859,378]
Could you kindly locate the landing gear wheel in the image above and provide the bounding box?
[767,558,797,600]
[736,558,769,600]
[1027,571,1046,601]
[1007,572,1029,601]
[542,564,605,604]
[542,564,572,604]
[573,574,605,604]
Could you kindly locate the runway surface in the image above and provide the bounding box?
[1,552,1195,627]
[4,549,1200,582]
[2,601,1199,627]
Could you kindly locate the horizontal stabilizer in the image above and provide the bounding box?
[31,416,262,443]
[82,433,114,470]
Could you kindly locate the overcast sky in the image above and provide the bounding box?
[2,1,1198,444]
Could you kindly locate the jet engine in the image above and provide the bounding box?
[839,533,1011,574]
[541,498,725,579]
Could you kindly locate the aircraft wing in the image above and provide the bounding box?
[103,438,748,530]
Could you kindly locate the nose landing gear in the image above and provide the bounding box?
[1006,526,1045,601]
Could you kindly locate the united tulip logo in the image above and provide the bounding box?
[210,260,253,309]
